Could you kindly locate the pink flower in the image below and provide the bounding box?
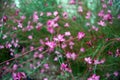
[87,74,100,80]
[34,52,39,58]
[77,32,85,40]
[45,41,56,49]
[98,20,106,27]
[60,63,67,71]
[47,12,52,16]
[117,14,120,19]
[102,4,107,8]
[3,15,8,22]
[64,23,70,27]
[43,78,48,80]
[108,0,113,6]
[84,57,92,64]
[12,72,26,80]
[80,47,85,52]
[53,34,65,42]
[43,64,49,69]
[33,11,39,22]
[65,31,71,36]
[40,12,44,16]
[47,20,55,27]
[103,13,112,21]
[98,10,104,17]
[2,34,7,39]
[63,12,68,19]
[66,52,71,59]
[60,63,72,73]
[116,48,120,57]
[71,53,77,60]
[47,26,55,34]
[53,23,59,28]
[36,22,43,30]
[86,11,91,19]
[0,45,4,49]
[53,16,60,22]
[53,11,58,16]
[38,54,44,59]
[113,71,119,76]
[13,64,18,71]
[20,15,26,20]
[78,6,83,12]
[28,35,33,40]
[61,43,67,49]
[46,20,56,33]
[66,52,77,60]
[92,26,99,31]
[69,0,76,5]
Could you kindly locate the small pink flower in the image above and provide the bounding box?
[45,41,56,49]
[63,12,68,19]
[66,52,77,60]
[2,35,7,39]
[38,54,44,59]
[53,11,58,16]
[108,0,113,6]
[102,4,107,8]
[116,48,120,57]
[103,13,112,21]
[61,43,67,49]
[33,11,39,22]
[38,46,44,52]
[47,12,52,16]
[28,35,33,40]
[80,47,85,52]
[98,20,106,27]
[13,64,18,71]
[53,34,65,42]
[87,74,100,80]
[3,15,8,22]
[78,6,83,12]
[20,15,26,20]
[64,23,70,27]
[0,45,4,49]
[47,26,55,34]
[69,41,74,46]
[84,57,92,64]
[36,22,43,30]
[86,11,91,19]
[113,71,119,76]
[34,52,39,58]
[54,57,58,61]
[98,10,104,17]
[92,26,99,31]
[47,20,55,27]
[69,0,76,5]
[71,53,77,60]
[53,23,59,28]
[18,23,23,28]
[60,63,72,73]
[53,16,60,22]
[77,32,85,40]
[43,64,49,69]
[40,12,44,16]
[43,78,48,80]
[117,14,120,19]
[12,72,26,80]
[65,31,71,36]
[66,52,71,59]
[86,22,90,26]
